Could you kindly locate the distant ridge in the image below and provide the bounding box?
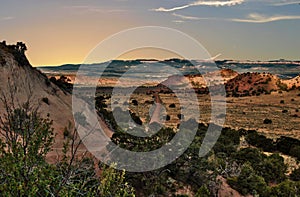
[39,58,300,80]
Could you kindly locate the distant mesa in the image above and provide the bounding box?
[159,68,238,89]
[225,72,300,97]
[157,68,300,97]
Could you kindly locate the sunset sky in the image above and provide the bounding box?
[1,0,300,66]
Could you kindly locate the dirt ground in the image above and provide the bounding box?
[100,89,300,139]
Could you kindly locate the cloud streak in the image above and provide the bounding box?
[172,13,221,22]
[172,12,300,23]
[172,13,202,20]
[272,0,300,6]
[232,13,300,23]
[153,0,244,12]
[0,16,14,21]
[173,20,185,23]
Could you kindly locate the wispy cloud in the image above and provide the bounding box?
[152,0,244,12]
[272,0,300,6]
[173,20,185,23]
[172,13,225,22]
[0,16,14,21]
[172,13,201,20]
[172,12,300,23]
[232,13,300,23]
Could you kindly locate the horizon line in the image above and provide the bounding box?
[35,58,300,67]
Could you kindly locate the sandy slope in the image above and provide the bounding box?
[0,45,75,160]
[282,75,300,89]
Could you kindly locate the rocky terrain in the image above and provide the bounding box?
[0,42,75,161]
[1,42,300,196]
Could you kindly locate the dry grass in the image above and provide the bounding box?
[102,89,300,139]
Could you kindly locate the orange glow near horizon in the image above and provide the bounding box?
[1,1,300,66]
[2,8,140,67]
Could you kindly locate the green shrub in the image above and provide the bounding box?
[269,180,300,197]
[63,127,70,139]
[289,145,300,160]
[263,118,272,124]
[257,154,287,184]
[228,163,268,196]
[0,104,55,196]
[195,185,210,197]
[290,168,300,181]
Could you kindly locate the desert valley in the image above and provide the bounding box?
[1,41,300,196]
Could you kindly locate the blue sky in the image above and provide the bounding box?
[1,0,300,66]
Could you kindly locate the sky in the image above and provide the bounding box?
[1,0,300,66]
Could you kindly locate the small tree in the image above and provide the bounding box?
[257,154,287,184]
[53,119,136,196]
[228,163,268,196]
[195,185,210,197]
[98,164,135,196]
[290,168,300,181]
[16,41,27,53]
[0,101,56,195]
[263,118,272,124]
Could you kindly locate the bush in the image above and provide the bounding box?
[289,145,300,160]
[234,148,265,165]
[165,115,171,121]
[169,103,176,108]
[257,154,287,184]
[98,164,135,196]
[276,137,300,159]
[290,168,300,181]
[228,163,268,196]
[130,112,143,125]
[245,131,275,152]
[277,81,288,91]
[269,180,300,196]
[195,185,210,197]
[132,99,138,106]
[177,113,184,120]
[63,127,70,139]
[0,103,55,195]
[263,118,272,124]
